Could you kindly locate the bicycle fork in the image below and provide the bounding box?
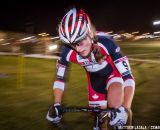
[93,112,110,130]
[93,115,101,130]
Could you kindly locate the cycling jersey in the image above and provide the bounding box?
[53,34,135,107]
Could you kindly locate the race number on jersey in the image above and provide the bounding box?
[114,56,131,76]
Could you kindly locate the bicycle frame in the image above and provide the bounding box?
[62,107,111,130]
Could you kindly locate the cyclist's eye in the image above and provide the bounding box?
[76,43,80,46]
[72,43,80,48]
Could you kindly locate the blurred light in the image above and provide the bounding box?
[113,34,121,39]
[19,36,35,41]
[144,34,154,39]
[153,31,160,34]
[96,32,108,36]
[153,20,160,25]
[0,38,4,41]
[50,36,59,40]
[41,34,50,37]
[38,32,50,36]
[38,32,47,36]
[111,34,118,36]
[2,43,10,45]
[134,36,145,40]
[142,33,150,36]
[122,33,133,39]
[131,31,139,34]
[153,36,160,38]
[48,44,58,51]
[106,31,113,34]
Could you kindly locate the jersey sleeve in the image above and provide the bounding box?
[53,46,70,91]
[98,36,135,87]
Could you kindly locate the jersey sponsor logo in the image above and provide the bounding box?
[84,60,97,66]
[76,52,108,72]
[115,47,120,53]
[77,54,97,67]
[57,64,66,78]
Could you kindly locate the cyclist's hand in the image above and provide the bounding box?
[46,103,62,124]
[109,106,128,129]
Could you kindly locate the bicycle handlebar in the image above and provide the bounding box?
[62,107,110,113]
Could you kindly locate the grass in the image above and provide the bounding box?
[0,40,160,130]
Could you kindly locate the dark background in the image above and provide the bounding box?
[0,0,160,35]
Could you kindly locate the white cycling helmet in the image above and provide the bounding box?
[59,8,91,45]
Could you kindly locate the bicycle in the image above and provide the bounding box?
[53,106,133,130]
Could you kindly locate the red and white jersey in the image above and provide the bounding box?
[53,34,135,101]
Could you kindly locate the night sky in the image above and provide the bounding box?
[0,1,160,35]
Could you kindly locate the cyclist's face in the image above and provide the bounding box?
[73,36,92,57]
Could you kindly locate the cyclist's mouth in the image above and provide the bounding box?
[79,50,86,55]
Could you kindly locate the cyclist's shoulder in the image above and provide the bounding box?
[96,32,120,54]
[61,45,72,55]
[60,45,77,63]
[96,31,115,46]
[59,45,72,60]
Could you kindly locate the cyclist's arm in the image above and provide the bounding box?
[106,39,135,88]
[54,87,64,104]
[105,38,135,108]
[53,46,70,104]
[53,60,68,104]
[98,35,135,111]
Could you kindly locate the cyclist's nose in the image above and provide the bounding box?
[75,45,83,52]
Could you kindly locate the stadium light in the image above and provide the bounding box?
[153,20,160,25]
